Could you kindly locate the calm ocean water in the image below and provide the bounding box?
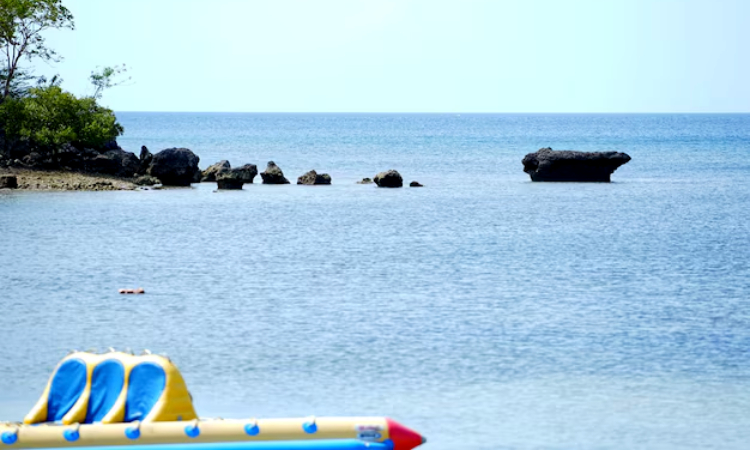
[2,113,750,449]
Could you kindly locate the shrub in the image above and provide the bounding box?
[0,85,123,157]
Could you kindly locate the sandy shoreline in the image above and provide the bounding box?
[0,168,139,191]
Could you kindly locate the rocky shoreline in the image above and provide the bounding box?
[0,168,139,191]
[0,143,632,191]
[0,143,424,191]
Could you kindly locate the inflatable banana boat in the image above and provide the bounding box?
[0,351,425,450]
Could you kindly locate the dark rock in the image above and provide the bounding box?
[102,139,122,151]
[522,147,631,182]
[148,148,200,186]
[134,175,160,186]
[297,170,332,185]
[87,149,140,177]
[374,170,403,188]
[0,175,17,189]
[138,146,153,175]
[201,160,231,182]
[22,152,45,168]
[357,177,373,184]
[260,161,290,184]
[216,170,245,190]
[409,181,423,187]
[233,164,258,184]
[55,144,87,170]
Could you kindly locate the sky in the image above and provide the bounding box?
[31,0,750,113]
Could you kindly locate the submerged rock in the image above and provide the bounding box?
[201,160,231,182]
[260,161,290,184]
[374,170,403,188]
[357,177,373,184]
[297,170,332,185]
[409,181,423,187]
[522,147,631,182]
[148,148,201,186]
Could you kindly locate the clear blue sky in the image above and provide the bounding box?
[34,0,750,112]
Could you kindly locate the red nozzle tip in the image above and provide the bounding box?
[386,418,425,450]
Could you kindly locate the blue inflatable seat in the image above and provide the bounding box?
[84,359,125,423]
[45,358,87,423]
[124,362,166,422]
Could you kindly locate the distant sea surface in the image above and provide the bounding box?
[2,113,750,450]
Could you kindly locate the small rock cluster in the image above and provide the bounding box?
[370,170,423,188]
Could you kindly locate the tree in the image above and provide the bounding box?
[0,0,74,101]
[0,0,126,163]
[89,64,130,99]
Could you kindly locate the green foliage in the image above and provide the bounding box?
[90,64,129,99]
[0,85,122,153]
[0,0,74,100]
[0,1,126,161]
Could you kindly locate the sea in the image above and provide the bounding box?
[1,113,749,450]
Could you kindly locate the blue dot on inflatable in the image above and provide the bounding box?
[125,427,140,440]
[63,430,80,442]
[244,424,260,436]
[1,432,18,445]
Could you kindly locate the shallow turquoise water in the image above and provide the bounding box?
[2,114,750,449]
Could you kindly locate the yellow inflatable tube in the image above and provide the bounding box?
[0,417,397,447]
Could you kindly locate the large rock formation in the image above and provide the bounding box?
[2,138,146,178]
[86,149,140,177]
[260,161,290,184]
[374,170,403,188]
[148,148,201,186]
[522,147,631,182]
[202,160,231,182]
[297,170,331,185]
